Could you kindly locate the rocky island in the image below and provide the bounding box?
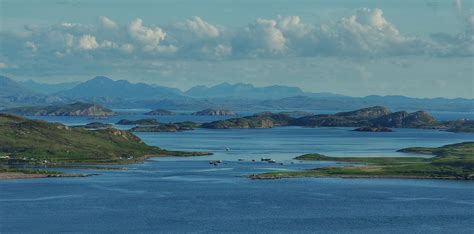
[191,108,237,116]
[198,106,472,132]
[353,126,393,132]
[1,102,114,116]
[0,113,211,179]
[201,112,291,129]
[251,142,474,180]
[144,109,176,116]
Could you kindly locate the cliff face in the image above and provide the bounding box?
[370,111,409,127]
[401,111,437,128]
[191,109,236,116]
[1,102,114,116]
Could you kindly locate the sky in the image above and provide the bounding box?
[0,0,473,98]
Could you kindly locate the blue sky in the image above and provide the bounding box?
[0,0,473,98]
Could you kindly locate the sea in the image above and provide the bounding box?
[1,110,473,233]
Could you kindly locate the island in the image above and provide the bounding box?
[196,106,472,132]
[444,119,474,133]
[353,126,393,132]
[72,122,113,129]
[201,112,291,129]
[250,142,474,180]
[0,113,211,179]
[131,121,199,132]
[116,118,160,125]
[191,108,237,116]
[144,109,176,116]
[1,102,114,116]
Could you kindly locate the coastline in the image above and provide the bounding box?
[248,173,469,181]
[0,152,212,180]
[0,172,97,180]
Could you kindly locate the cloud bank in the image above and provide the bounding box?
[0,8,472,72]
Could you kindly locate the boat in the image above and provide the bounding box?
[261,157,271,162]
[268,159,276,163]
[209,160,223,165]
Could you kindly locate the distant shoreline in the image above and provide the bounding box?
[0,172,97,180]
[249,174,468,181]
[250,142,474,181]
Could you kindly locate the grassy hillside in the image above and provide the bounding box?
[252,142,474,180]
[0,114,210,165]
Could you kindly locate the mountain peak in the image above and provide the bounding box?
[89,76,114,83]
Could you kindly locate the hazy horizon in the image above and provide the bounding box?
[1,0,473,98]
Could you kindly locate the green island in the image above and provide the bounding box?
[250,142,474,180]
[0,113,211,179]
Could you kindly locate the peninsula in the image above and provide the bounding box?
[250,142,474,180]
[0,113,211,179]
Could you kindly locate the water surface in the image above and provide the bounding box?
[1,113,473,233]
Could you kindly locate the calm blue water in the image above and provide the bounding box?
[1,112,473,233]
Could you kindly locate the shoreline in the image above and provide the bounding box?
[0,153,212,180]
[0,172,98,180]
[248,173,470,181]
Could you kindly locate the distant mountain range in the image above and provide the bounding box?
[20,80,80,94]
[0,75,472,112]
[185,82,307,99]
[56,76,183,99]
[0,76,65,108]
[0,75,36,96]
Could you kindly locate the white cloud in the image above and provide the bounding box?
[277,16,312,38]
[78,34,99,50]
[179,16,220,38]
[214,44,232,57]
[128,18,166,49]
[99,16,118,29]
[245,18,286,54]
